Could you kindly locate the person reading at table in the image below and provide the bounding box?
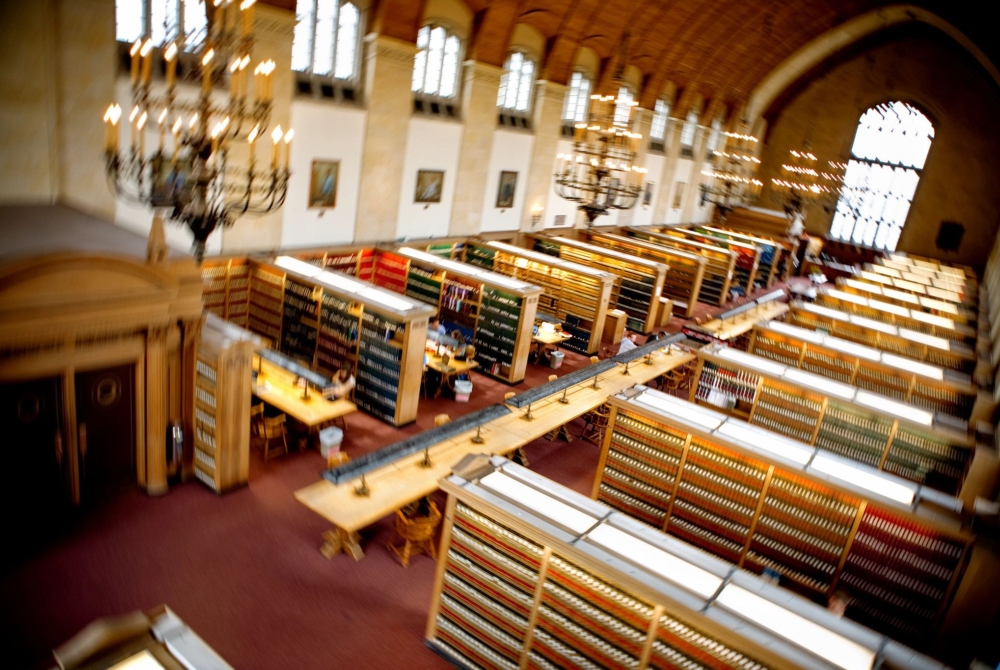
[429,317,447,335]
[323,367,355,400]
[617,331,638,355]
[452,332,470,361]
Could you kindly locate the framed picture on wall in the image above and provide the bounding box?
[673,182,686,209]
[643,182,654,207]
[553,214,567,227]
[415,169,444,203]
[309,160,340,208]
[496,171,518,208]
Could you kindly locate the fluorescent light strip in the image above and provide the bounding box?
[274,255,323,277]
[855,390,933,425]
[823,338,881,361]
[398,247,533,291]
[716,586,876,670]
[810,453,917,505]
[899,328,950,350]
[847,315,896,334]
[487,241,609,277]
[108,651,168,670]
[872,265,901,278]
[882,353,944,380]
[783,368,857,399]
[802,303,849,321]
[585,524,724,598]
[868,299,910,317]
[895,278,928,291]
[552,236,659,268]
[479,471,597,533]
[766,321,825,344]
[859,271,892,285]
[842,279,881,295]
[927,286,962,301]
[716,420,813,465]
[634,391,725,430]
[918,298,959,315]
[717,347,787,376]
[910,311,955,329]
[826,289,868,306]
[902,272,932,286]
[882,288,919,304]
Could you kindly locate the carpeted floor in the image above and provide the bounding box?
[0,284,789,669]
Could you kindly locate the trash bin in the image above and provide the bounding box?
[550,351,565,369]
[454,380,473,402]
[319,426,344,459]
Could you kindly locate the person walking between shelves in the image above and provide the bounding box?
[323,367,356,400]
[617,331,638,355]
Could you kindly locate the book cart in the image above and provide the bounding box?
[592,388,973,644]
[748,321,980,422]
[240,257,434,426]
[647,225,762,296]
[688,344,978,496]
[579,230,708,319]
[393,247,542,383]
[464,241,614,355]
[193,314,260,493]
[787,301,977,374]
[622,227,737,306]
[525,233,667,334]
[425,454,947,670]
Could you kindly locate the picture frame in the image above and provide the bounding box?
[415,169,445,203]
[496,171,517,208]
[643,182,654,207]
[309,159,340,209]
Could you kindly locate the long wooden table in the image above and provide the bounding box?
[294,347,695,559]
[253,357,357,428]
[683,300,790,344]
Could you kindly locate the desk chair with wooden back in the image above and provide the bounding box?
[580,402,611,446]
[387,500,442,567]
[250,403,265,444]
[543,374,573,443]
[500,392,530,467]
[261,414,289,462]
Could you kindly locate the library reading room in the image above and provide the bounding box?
[5,1,1000,669]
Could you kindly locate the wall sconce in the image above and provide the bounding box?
[531,205,544,228]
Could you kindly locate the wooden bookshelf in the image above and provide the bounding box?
[464,241,614,355]
[689,345,977,495]
[593,389,972,644]
[863,264,972,305]
[622,227,737,306]
[695,225,796,284]
[243,258,435,426]
[426,455,946,670]
[651,225,762,295]
[193,314,258,493]
[748,322,981,422]
[200,257,250,328]
[815,289,976,346]
[787,301,977,374]
[525,234,667,334]
[718,206,794,238]
[835,278,976,325]
[394,247,542,383]
[579,230,708,318]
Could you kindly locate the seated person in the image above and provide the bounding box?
[429,317,447,335]
[323,367,356,400]
[451,332,470,361]
[617,331,638,355]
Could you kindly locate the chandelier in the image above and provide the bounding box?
[769,148,846,222]
[553,91,646,225]
[700,130,763,219]
[103,0,291,262]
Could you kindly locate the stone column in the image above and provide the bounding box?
[652,120,684,223]
[449,61,503,236]
[222,4,296,252]
[521,81,566,231]
[618,107,653,227]
[145,325,169,495]
[353,34,417,242]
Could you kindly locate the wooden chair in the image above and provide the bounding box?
[580,403,611,446]
[434,414,451,427]
[387,501,442,567]
[590,356,599,364]
[602,346,614,360]
[504,392,516,401]
[262,414,288,462]
[548,374,558,382]
[543,373,573,442]
[250,403,265,444]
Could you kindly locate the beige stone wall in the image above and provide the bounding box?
[757,31,1000,269]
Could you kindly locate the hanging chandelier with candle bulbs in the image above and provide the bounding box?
[769,147,847,222]
[103,0,291,261]
[699,129,763,219]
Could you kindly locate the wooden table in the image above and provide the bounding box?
[683,300,790,344]
[253,358,356,429]
[294,347,695,560]
[531,331,574,362]
[424,354,478,398]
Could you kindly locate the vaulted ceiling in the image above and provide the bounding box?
[262,0,998,117]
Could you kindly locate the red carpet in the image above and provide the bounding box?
[0,286,790,669]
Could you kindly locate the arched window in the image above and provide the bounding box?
[115,0,206,50]
[562,71,592,122]
[650,100,669,141]
[292,0,362,79]
[830,101,935,251]
[412,25,462,98]
[613,86,635,125]
[497,51,535,113]
[679,110,699,156]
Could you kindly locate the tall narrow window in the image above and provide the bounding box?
[183,0,207,45]
[116,0,145,43]
[650,100,669,141]
[497,51,535,113]
[830,101,934,251]
[291,0,362,79]
[613,86,634,125]
[117,0,207,51]
[679,111,699,148]
[705,119,722,157]
[412,25,462,98]
[562,71,591,122]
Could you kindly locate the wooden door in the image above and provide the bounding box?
[0,376,67,564]
[75,364,136,506]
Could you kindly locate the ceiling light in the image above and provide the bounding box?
[479,471,597,534]
[855,390,933,425]
[585,524,723,598]
[810,452,917,506]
